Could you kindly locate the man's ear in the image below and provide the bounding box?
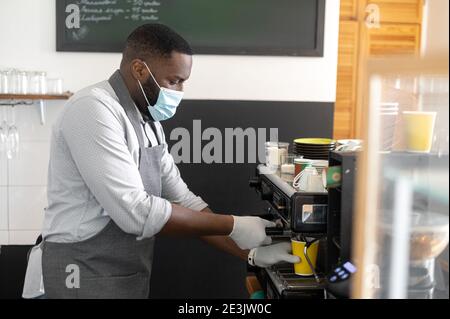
[130,59,147,81]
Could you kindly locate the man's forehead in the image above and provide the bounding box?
[152,53,191,80]
[158,52,192,69]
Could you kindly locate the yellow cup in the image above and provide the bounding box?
[291,240,319,276]
[402,111,436,153]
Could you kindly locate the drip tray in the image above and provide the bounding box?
[266,263,326,292]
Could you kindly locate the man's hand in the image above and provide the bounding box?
[252,242,301,268]
[229,216,275,250]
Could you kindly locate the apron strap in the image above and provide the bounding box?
[108,70,147,150]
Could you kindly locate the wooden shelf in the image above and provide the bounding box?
[0,92,74,125]
[0,92,73,100]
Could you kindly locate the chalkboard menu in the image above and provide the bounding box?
[56,0,325,56]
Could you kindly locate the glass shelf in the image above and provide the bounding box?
[352,55,449,299]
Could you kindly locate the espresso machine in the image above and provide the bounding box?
[249,165,328,299]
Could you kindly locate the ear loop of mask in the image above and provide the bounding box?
[137,61,161,107]
[142,61,162,89]
[137,79,152,107]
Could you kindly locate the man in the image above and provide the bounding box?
[23,24,299,299]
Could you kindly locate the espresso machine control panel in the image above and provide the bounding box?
[326,261,357,298]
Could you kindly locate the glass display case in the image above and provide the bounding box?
[352,56,449,299]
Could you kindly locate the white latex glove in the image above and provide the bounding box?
[252,242,301,268]
[229,216,275,250]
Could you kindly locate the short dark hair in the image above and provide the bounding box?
[122,23,192,63]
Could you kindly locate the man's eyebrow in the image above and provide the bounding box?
[173,75,187,81]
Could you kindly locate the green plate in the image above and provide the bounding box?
[294,138,336,145]
[296,146,333,151]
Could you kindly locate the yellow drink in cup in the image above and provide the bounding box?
[291,240,319,276]
[402,111,437,153]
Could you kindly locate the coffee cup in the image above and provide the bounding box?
[322,166,342,189]
[294,158,314,176]
[402,111,437,153]
[291,239,320,276]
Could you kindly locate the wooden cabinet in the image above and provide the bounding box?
[334,21,360,139]
[367,0,423,24]
[340,0,359,20]
[367,23,421,56]
[334,0,424,139]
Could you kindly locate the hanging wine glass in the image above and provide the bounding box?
[0,106,8,154]
[6,106,19,159]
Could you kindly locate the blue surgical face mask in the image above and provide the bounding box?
[137,61,184,122]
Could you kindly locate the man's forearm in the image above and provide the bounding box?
[159,204,234,236]
[201,236,249,261]
[200,207,249,261]
[160,205,250,261]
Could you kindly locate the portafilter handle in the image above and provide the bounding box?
[265,227,285,236]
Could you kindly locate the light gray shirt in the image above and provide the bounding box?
[42,80,207,243]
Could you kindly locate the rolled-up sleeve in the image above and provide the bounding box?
[158,126,208,211]
[61,96,172,239]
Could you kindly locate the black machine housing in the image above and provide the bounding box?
[250,165,328,235]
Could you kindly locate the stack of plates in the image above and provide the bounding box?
[294,138,336,160]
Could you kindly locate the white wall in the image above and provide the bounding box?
[0,0,340,244]
[0,0,340,102]
[422,0,449,56]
